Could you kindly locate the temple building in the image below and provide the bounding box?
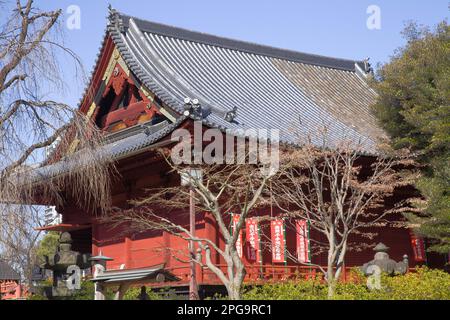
[0,260,23,300]
[30,9,447,297]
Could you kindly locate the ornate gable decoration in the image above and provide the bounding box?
[87,47,174,133]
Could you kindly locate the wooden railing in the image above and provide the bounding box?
[146,264,419,288]
[147,264,365,287]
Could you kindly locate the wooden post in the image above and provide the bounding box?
[114,283,130,300]
[16,281,22,299]
[93,262,106,300]
[90,252,113,300]
[92,260,107,300]
[94,282,105,300]
[189,187,199,300]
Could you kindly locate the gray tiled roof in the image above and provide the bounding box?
[0,260,20,280]
[28,119,182,182]
[91,264,179,283]
[106,9,385,152]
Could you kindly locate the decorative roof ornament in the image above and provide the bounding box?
[224,106,238,123]
[183,97,207,119]
[363,57,373,74]
[108,4,124,33]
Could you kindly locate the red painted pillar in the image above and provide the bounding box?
[125,236,132,268]
[16,282,22,299]
[342,264,347,282]
[92,223,99,256]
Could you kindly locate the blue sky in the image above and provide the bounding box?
[33,0,449,107]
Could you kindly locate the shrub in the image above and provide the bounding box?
[365,267,450,300]
[27,280,114,300]
[242,267,450,300]
[123,286,177,300]
[28,267,450,300]
[243,277,328,300]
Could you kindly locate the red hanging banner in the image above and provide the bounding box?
[409,230,426,262]
[296,219,311,263]
[231,214,243,258]
[271,218,286,263]
[245,218,261,263]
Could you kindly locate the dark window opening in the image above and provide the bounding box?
[95,89,116,128]
[117,84,143,109]
[118,84,130,109]
[131,85,143,103]
[70,228,92,255]
[151,113,169,125]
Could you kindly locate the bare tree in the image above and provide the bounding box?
[272,131,418,299]
[0,205,44,284]
[107,150,274,300]
[0,0,113,281]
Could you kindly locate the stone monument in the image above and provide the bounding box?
[361,242,408,276]
[40,232,91,298]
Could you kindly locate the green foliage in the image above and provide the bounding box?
[373,21,450,154]
[27,293,49,300]
[26,269,449,300]
[27,280,114,300]
[27,279,52,300]
[243,279,328,300]
[123,286,168,300]
[242,268,450,300]
[372,21,450,252]
[67,281,115,300]
[69,281,96,300]
[414,163,450,252]
[36,232,60,260]
[373,267,450,300]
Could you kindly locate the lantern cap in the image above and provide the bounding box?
[373,242,389,252]
[89,251,113,262]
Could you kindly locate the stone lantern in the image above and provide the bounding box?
[89,252,113,300]
[361,242,409,276]
[41,232,91,298]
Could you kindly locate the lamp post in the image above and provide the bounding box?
[181,168,203,300]
[89,251,113,300]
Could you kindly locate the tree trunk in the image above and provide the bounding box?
[326,232,336,299]
[227,281,242,300]
[222,246,246,300]
[327,279,336,300]
[326,263,336,300]
[225,266,245,300]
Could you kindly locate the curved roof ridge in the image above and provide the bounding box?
[105,7,383,154]
[114,11,363,72]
